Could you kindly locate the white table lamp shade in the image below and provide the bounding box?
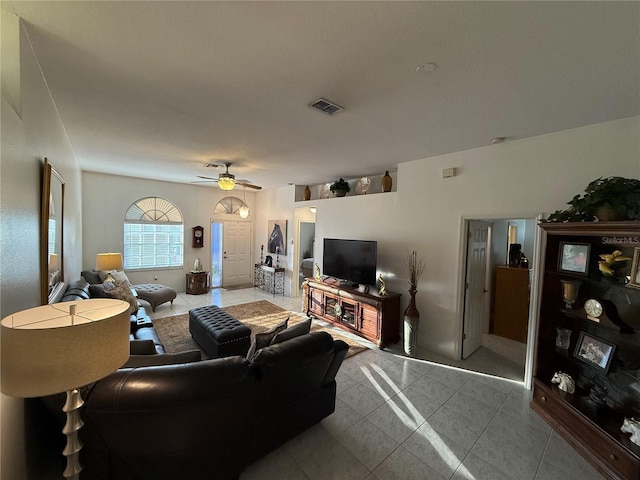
[1,299,130,398]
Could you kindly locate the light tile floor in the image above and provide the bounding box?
[148,288,604,480]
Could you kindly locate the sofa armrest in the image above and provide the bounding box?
[322,339,349,385]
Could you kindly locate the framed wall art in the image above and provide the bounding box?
[267,219,287,255]
[558,241,590,275]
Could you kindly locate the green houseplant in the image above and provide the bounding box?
[545,176,640,222]
[329,178,350,197]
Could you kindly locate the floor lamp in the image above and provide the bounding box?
[1,299,130,480]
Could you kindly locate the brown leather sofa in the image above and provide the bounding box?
[60,279,165,353]
[43,331,348,480]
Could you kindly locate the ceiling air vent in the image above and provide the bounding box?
[310,98,343,116]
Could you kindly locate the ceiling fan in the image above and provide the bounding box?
[191,162,262,190]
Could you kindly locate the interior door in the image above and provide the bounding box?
[221,221,251,287]
[462,220,491,359]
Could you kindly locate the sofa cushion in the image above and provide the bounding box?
[246,318,288,360]
[130,339,158,355]
[81,269,102,285]
[270,318,312,346]
[122,350,202,368]
[106,280,138,315]
[89,283,110,298]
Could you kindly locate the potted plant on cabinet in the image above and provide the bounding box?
[404,250,425,356]
[545,177,640,222]
[329,178,350,197]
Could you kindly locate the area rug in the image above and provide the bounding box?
[152,300,368,359]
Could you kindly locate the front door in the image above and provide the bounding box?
[221,221,252,287]
[462,220,491,359]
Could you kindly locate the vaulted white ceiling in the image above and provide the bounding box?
[3,1,638,189]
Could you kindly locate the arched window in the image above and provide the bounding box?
[123,197,183,270]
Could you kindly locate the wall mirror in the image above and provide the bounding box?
[41,158,65,304]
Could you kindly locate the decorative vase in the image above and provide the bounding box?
[381,171,392,192]
[404,287,419,356]
[193,258,203,272]
[303,185,311,201]
[333,189,348,197]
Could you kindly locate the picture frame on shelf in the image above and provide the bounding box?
[573,331,616,373]
[558,242,590,275]
[627,247,640,290]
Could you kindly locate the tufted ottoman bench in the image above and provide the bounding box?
[132,284,177,312]
[189,305,252,358]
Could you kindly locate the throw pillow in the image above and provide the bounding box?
[106,279,138,315]
[122,350,202,368]
[246,317,289,360]
[270,318,312,345]
[111,270,131,286]
[99,269,131,286]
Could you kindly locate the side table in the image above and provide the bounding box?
[254,264,284,296]
[186,271,209,295]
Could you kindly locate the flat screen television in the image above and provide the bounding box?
[323,238,377,286]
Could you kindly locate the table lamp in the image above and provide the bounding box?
[1,299,130,480]
[95,252,123,283]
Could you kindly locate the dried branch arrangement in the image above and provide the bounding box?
[406,250,425,289]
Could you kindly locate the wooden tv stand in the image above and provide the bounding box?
[303,278,401,348]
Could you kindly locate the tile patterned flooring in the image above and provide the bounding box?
[148,288,604,480]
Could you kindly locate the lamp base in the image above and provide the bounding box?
[62,388,84,480]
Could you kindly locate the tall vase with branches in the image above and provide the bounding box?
[405,250,425,356]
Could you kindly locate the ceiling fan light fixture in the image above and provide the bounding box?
[218,176,236,191]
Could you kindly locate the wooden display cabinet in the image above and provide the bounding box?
[532,221,640,479]
[303,278,401,348]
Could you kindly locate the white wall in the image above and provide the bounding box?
[273,117,639,360]
[1,14,82,480]
[253,185,298,295]
[81,172,257,291]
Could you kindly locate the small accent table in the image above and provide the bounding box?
[186,271,209,295]
[254,264,285,296]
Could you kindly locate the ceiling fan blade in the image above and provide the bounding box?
[190,180,218,184]
[236,181,262,190]
[197,175,219,180]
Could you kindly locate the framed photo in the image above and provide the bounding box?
[573,331,616,373]
[627,247,640,290]
[558,242,590,275]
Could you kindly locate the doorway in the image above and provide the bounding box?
[292,207,317,298]
[298,222,315,287]
[211,220,252,288]
[460,214,542,384]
